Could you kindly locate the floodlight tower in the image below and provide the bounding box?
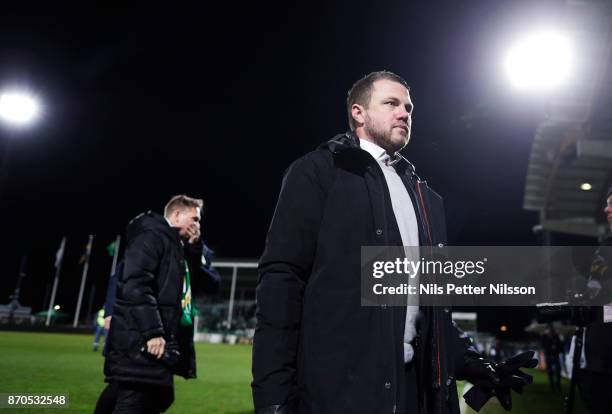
[0,88,43,201]
[0,90,41,127]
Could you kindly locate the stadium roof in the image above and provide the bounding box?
[524,0,612,237]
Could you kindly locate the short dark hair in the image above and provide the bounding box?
[346,70,410,130]
[607,185,612,198]
[164,194,204,218]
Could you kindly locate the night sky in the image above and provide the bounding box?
[1,1,570,333]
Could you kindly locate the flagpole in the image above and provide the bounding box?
[73,235,94,328]
[110,235,121,276]
[8,255,27,324]
[46,237,66,327]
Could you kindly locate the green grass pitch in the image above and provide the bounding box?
[0,332,253,414]
[0,332,589,413]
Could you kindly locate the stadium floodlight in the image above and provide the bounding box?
[503,30,572,91]
[580,183,592,191]
[54,305,60,310]
[0,89,42,128]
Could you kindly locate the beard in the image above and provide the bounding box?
[364,116,410,154]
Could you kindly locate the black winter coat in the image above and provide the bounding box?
[105,212,219,387]
[252,132,474,414]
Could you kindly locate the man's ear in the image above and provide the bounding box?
[169,209,180,225]
[351,104,366,127]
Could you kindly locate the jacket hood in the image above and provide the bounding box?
[126,211,180,242]
[319,131,421,180]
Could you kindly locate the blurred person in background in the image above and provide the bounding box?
[97,195,220,414]
[576,185,612,414]
[541,325,562,393]
[93,308,107,352]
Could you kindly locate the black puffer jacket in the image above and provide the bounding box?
[252,132,474,414]
[105,212,219,386]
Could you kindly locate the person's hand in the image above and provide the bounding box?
[463,351,537,411]
[186,224,201,244]
[146,336,166,359]
[104,316,112,331]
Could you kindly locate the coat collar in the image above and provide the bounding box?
[320,131,422,181]
[127,211,182,245]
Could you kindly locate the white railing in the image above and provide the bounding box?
[213,260,258,329]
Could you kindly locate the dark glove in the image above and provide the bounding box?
[140,340,181,368]
[590,252,609,279]
[463,351,538,411]
[254,404,292,414]
[160,340,181,368]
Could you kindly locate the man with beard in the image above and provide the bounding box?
[252,71,535,414]
[103,195,220,414]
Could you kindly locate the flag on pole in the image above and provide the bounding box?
[106,240,117,257]
[74,235,94,328]
[108,235,121,277]
[48,237,66,327]
[79,237,93,265]
[55,237,66,269]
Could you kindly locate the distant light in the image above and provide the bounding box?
[580,183,592,191]
[500,325,508,332]
[54,305,60,311]
[0,90,42,127]
[504,30,572,91]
